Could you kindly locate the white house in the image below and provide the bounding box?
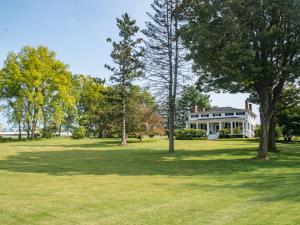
[186,101,256,139]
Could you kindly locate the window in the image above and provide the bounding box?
[199,124,207,130]
[190,124,197,129]
[236,112,245,116]
[201,114,209,118]
[191,115,199,118]
[224,122,231,128]
[225,113,234,116]
[213,113,221,117]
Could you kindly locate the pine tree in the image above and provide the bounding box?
[143,0,189,153]
[105,13,144,145]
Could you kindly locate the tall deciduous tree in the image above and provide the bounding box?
[144,0,188,153]
[1,46,75,139]
[105,13,144,145]
[0,53,24,139]
[249,82,300,152]
[73,74,107,137]
[178,0,300,159]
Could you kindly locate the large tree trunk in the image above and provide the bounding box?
[258,111,271,159]
[258,93,275,159]
[268,114,278,152]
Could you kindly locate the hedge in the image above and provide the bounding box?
[174,129,207,140]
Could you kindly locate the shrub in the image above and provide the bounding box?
[233,127,241,134]
[42,129,53,139]
[72,127,87,139]
[219,128,231,138]
[255,125,282,140]
[174,129,207,140]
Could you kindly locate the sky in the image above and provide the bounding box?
[0,0,259,128]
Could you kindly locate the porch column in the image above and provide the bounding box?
[196,123,199,130]
[219,121,222,131]
[207,122,210,135]
[243,122,245,138]
[230,121,233,134]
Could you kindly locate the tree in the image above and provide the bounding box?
[176,85,211,128]
[276,83,300,142]
[73,74,107,137]
[278,105,300,141]
[249,82,300,151]
[0,53,24,139]
[144,0,189,153]
[105,13,144,145]
[178,0,300,159]
[125,86,164,140]
[1,46,75,139]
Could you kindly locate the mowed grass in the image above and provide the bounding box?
[0,138,299,225]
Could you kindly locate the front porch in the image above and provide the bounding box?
[187,119,253,138]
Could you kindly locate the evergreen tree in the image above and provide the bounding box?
[176,85,211,128]
[105,13,144,145]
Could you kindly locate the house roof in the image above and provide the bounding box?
[191,107,257,117]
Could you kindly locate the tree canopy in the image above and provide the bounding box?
[178,0,300,158]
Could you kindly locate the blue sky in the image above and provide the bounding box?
[0,0,259,128]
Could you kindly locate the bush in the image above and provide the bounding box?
[255,125,282,140]
[255,126,261,138]
[275,125,282,140]
[219,128,231,138]
[174,129,207,140]
[72,127,87,139]
[42,129,53,139]
[233,127,241,134]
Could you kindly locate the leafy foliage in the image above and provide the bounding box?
[219,128,231,138]
[0,46,75,139]
[72,127,87,139]
[178,0,300,158]
[174,128,206,140]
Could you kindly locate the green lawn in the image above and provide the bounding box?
[0,138,299,225]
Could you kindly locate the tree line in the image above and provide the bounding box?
[0,45,165,141]
[1,0,300,160]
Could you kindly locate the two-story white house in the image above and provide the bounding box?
[186,101,256,139]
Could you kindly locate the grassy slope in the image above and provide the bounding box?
[0,138,299,225]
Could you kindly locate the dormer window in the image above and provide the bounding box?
[213,113,221,117]
[225,113,234,116]
[201,114,209,118]
[236,112,245,116]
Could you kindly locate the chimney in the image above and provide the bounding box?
[197,107,204,112]
[245,100,249,110]
[191,105,197,113]
[249,103,253,112]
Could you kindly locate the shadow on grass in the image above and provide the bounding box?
[1,141,300,203]
[0,143,299,177]
[11,138,157,148]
